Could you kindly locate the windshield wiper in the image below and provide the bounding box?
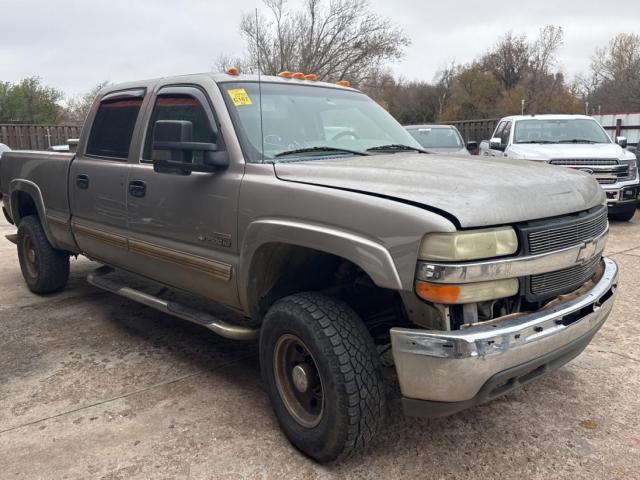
[515,140,557,144]
[274,146,369,158]
[557,139,598,144]
[366,144,428,153]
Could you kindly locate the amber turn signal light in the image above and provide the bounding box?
[304,74,318,81]
[336,80,351,87]
[226,67,240,75]
[415,282,461,304]
[278,71,293,78]
[292,72,305,79]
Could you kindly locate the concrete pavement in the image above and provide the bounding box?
[0,217,639,479]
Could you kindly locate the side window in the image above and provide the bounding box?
[501,121,512,145]
[493,121,506,141]
[86,92,144,159]
[143,92,218,161]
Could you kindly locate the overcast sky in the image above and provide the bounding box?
[1,0,638,98]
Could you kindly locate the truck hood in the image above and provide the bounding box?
[508,143,626,161]
[274,154,605,228]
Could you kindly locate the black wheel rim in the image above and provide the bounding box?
[22,233,38,279]
[273,334,324,428]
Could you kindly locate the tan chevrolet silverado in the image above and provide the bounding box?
[0,72,618,462]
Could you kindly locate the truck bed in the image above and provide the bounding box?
[1,150,74,222]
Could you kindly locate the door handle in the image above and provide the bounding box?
[128,180,147,198]
[76,174,89,189]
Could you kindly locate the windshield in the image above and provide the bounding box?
[407,127,463,149]
[514,119,611,144]
[220,82,423,162]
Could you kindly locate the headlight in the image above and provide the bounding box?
[415,278,519,304]
[418,227,518,261]
[621,158,638,181]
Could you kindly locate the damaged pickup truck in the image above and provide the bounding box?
[0,72,618,462]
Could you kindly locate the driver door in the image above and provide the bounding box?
[126,85,243,308]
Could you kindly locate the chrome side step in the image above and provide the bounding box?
[5,233,18,244]
[86,266,259,341]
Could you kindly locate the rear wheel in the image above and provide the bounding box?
[17,216,70,293]
[260,292,385,463]
[609,204,636,222]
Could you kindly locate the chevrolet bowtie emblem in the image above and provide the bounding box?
[576,238,599,263]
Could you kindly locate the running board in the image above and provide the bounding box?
[86,266,258,341]
[5,233,17,244]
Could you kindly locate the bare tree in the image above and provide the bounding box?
[434,63,456,121]
[587,33,640,110]
[524,26,564,112]
[64,81,110,123]
[482,31,530,90]
[236,0,409,85]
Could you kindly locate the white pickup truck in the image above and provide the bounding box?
[480,115,639,221]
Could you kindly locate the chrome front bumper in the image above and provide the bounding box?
[602,181,639,204]
[391,257,618,409]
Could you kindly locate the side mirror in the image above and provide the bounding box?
[615,136,628,148]
[489,137,503,150]
[151,120,229,174]
[67,138,79,153]
[466,141,478,153]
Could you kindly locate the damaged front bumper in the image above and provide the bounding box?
[390,257,618,418]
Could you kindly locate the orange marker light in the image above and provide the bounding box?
[304,74,318,81]
[336,80,351,87]
[226,67,240,75]
[415,282,460,304]
[278,71,293,78]
[292,72,305,79]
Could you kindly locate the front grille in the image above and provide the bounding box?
[597,178,618,185]
[530,256,600,296]
[550,158,618,166]
[550,158,628,184]
[527,207,608,255]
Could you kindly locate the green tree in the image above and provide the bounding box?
[0,77,63,124]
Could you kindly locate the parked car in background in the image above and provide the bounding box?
[0,143,10,158]
[480,114,639,221]
[47,138,79,153]
[1,73,619,462]
[405,124,476,155]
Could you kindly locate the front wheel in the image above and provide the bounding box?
[17,215,70,293]
[260,292,385,463]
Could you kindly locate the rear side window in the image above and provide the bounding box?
[86,92,144,159]
[143,93,217,160]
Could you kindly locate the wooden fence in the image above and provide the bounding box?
[442,118,500,144]
[0,124,83,150]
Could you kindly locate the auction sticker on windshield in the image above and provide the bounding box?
[227,88,253,106]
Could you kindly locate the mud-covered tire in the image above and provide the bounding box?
[609,205,636,222]
[260,292,385,463]
[17,215,69,293]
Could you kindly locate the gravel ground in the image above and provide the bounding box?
[0,216,639,480]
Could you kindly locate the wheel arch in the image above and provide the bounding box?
[238,219,403,319]
[9,179,58,247]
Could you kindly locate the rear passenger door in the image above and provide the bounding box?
[69,89,145,267]
[125,85,242,307]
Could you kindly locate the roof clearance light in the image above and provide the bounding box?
[292,72,305,79]
[304,74,318,81]
[336,80,351,87]
[278,71,293,79]
[226,67,240,75]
